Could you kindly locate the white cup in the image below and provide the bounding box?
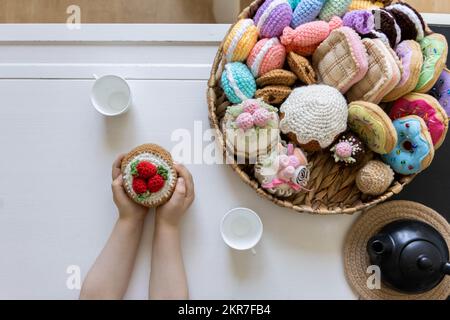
[91,74,132,116]
[220,207,263,254]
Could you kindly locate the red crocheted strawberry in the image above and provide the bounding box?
[132,177,148,194]
[136,161,157,179]
[148,174,165,193]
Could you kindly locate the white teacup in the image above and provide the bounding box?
[220,208,263,254]
[91,74,131,116]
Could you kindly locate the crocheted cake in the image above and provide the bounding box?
[121,144,177,208]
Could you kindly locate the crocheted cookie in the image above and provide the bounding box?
[291,0,327,28]
[255,143,310,198]
[386,2,426,42]
[223,19,258,62]
[429,68,450,116]
[382,115,434,175]
[281,17,343,56]
[256,86,293,105]
[247,38,286,78]
[222,99,280,159]
[330,131,366,165]
[221,62,257,104]
[348,101,397,154]
[121,144,177,208]
[347,38,401,104]
[319,0,352,22]
[287,52,316,85]
[383,40,423,102]
[256,69,297,87]
[390,93,449,150]
[356,160,394,196]
[254,0,293,39]
[415,33,449,94]
[280,85,348,152]
[313,27,369,94]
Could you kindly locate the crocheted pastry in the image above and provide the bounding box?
[382,116,434,175]
[429,68,450,116]
[255,142,310,197]
[319,0,352,22]
[383,40,423,102]
[256,85,293,105]
[343,9,375,36]
[415,33,449,94]
[223,19,259,62]
[286,52,316,85]
[221,62,257,104]
[330,131,366,165]
[390,93,449,150]
[347,101,397,154]
[386,2,425,42]
[292,0,327,28]
[347,38,401,104]
[247,38,286,78]
[356,160,394,196]
[281,16,343,56]
[348,0,385,11]
[280,85,348,152]
[121,144,177,208]
[254,0,293,39]
[313,27,369,94]
[222,99,280,159]
[256,69,297,87]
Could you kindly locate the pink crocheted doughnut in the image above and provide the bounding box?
[247,38,286,78]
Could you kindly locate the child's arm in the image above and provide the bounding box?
[149,164,195,300]
[80,155,149,300]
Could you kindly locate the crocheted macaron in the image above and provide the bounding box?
[291,0,327,28]
[280,85,348,152]
[386,2,425,42]
[221,62,257,104]
[370,8,401,48]
[356,160,394,196]
[121,144,177,208]
[247,38,286,78]
[429,68,450,116]
[319,0,352,22]
[223,19,259,62]
[254,0,293,39]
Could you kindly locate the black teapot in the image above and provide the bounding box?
[367,219,450,293]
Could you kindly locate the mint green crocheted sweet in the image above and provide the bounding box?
[319,0,352,22]
[221,62,257,104]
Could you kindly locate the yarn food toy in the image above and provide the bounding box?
[223,19,259,62]
[356,160,394,196]
[247,38,286,78]
[386,2,426,42]
[121,144,177,208]
[330,131,366,165]
[256,69,297,87]
[221,62,257,104]
[255,85,293,105]
[291,0,327,29]
[253,0,293,38]
[429,69,450,116]
[319,0,352,22]
[348,0,388,11]
[286,52,317,85]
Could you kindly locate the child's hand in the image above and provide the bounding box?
[111,154,148,222]
[155,163,195,228]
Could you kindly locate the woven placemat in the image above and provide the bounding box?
[344,200,450,300]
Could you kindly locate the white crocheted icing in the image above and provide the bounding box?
[226,19,254,61]
[256,0,288,31]
[280,85,348,148]
[250,38,280,77]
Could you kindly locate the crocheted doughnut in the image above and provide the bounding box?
[429,68,450,116]
[247,38,286,78]
[221,62,257,104]
[292,0,327,28]
[415,33,449,94]
[121,144,177,208]
[386,2,425,42]
[319,0,352,22]
[356,160,394,196]
[223,19,258,62]
[280,85,348,152]
[254,0,293,39]
[255,85,292,105]
[382,116,434,175]
[348,101,397,154]
[287,52,317,85]
[390,93,449,150]
[256,69,297,87]
[383,40,423,102]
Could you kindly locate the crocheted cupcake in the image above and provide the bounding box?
[280,85,348,152]
[221,62,257,104]
[255,142,310,197]
[121,144,177,208]
[356,160,394,196]
[386,2,425,42]
[223,19,258,63]
[319,0,352,22]
[222,99,280,159]
[247,38,286,78]
[254,0,293,39]
[291,0,327,29]
[330,131,366,165]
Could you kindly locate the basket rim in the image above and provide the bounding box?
[206,0,416,215]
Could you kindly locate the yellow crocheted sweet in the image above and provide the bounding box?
[223,19,259,62]
[348,0,384,11]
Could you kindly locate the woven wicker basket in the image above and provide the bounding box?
[207,0,416,215]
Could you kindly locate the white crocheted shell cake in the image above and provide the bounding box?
[121,144,177,208]
[279,85,348,152]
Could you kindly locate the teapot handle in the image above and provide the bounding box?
[443,262,450,275]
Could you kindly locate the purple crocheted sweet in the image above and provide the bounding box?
[254,0,293,39]
[429,69,450,116]
[343,10,374,35]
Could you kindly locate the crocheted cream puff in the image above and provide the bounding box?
[330,131,366,165]
[121,144,177,208]
[280,85,348,152]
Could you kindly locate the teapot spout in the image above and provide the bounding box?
[443,262,450,275]
[367,235,393,258]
